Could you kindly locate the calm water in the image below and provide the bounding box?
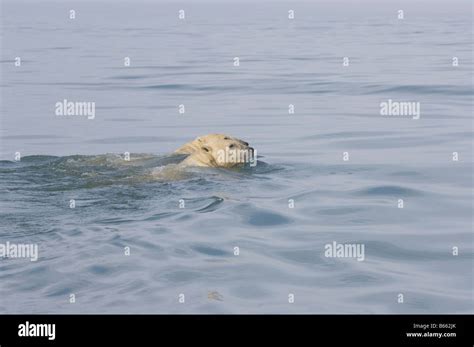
[0,0,472,313]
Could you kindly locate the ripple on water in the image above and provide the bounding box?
[191,245,230,257]
[233,204,291,227]
[246,209,291,227]
[354,185,422,197]
[362,241,465,262]
[160,270,203,283]
[318,206,366,215]
[178,196,225,213]
[277,249,326,265]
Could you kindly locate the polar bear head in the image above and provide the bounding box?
[175,134,255,168]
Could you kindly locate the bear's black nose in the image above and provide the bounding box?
[243,141,249,146]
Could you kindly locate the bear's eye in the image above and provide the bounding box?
[229,144,235,149]
[202,147,210,152]
[224,137,229,140]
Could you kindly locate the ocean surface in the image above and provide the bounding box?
[0,0,472,313]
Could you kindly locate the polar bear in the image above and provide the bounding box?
[174,134,255,168]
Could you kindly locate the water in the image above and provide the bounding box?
[0,0,472,313]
